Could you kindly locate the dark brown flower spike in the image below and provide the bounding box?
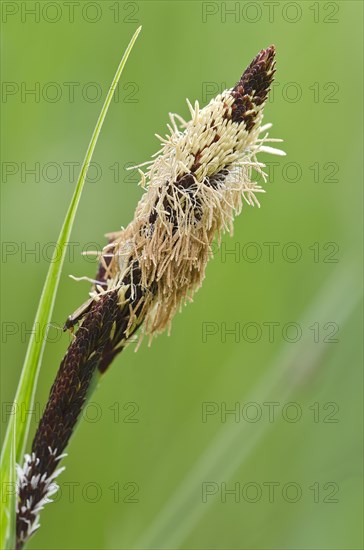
[16,45,284,549]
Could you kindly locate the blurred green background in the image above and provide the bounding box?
[1,1,363,549]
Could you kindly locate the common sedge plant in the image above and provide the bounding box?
[11,42,284,549]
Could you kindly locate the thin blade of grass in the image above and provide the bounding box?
[0,26,142,549]
[0,423,16,550]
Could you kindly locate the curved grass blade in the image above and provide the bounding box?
[0,423,16,550]
[0,26,142,549]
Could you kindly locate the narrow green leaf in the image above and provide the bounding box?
[0,26,142,549]
[0,423,16,550]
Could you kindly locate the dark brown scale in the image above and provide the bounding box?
[94,240,116,289]
[230,45,276,129]
[98,261,148,373]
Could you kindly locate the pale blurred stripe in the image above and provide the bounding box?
[128,261,361,549]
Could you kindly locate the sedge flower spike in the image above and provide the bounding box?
[16,45,284,548]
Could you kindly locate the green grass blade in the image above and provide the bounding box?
[0,423,16,550]
[0,26,142,549]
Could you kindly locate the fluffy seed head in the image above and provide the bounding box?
[91,45,284,340]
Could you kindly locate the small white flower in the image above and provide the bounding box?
[16,448,66,543]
